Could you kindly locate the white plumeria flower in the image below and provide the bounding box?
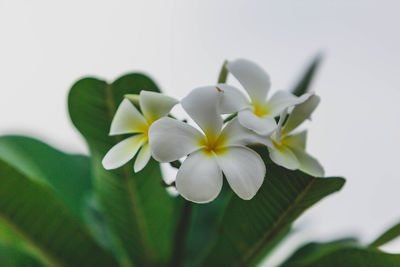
[219,58,310,135]
[267,95,324,177]
[102,91,178,172]
[148,86,269,203]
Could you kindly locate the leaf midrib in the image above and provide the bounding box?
[0,160,109,267]
[240,176,318,266]
[0,215,62,267]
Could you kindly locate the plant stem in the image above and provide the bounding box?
[170,200,193,267]
[223,112,237,123]
[217,60,229,83]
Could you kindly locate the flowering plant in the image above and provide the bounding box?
[0,57,399,266]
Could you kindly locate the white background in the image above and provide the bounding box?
[1,0,400,265]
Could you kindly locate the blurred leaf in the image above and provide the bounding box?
[0,219,22,246]
[0,136,115,252]
[68,74,177,266]
[217,60,229,83]
[0,214,46,264]
[183,184,231,267]
[281,238,359,266]
[282,242,400,267]
[370,221,400,248]
[304,248,400,267]
[0,136,91,222]
[292,54,322,97]
[0,245,44,267]
[0,217,62,266]
[201,146,345,267]
[81,193,114,250]
[0,159,118,267]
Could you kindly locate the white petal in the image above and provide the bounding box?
[215,146,265,200]
[284,131,307,150]
[268,146,300,170]
[221,118,272,147]
[110,99,148,135]
[217,84,250,114]
[148,117,203,162]
[139,91,179,123]
[290,147,325,177]
[175,150,223,203]
[134,142,151,173]
[227,58,271,102]
[102,135,146,170]
[267,91,308,117]
[181,86,223,137]
[238,109,277,135]
[282,95,320,135]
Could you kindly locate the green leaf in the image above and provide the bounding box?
[0,159,118,267]
[305,248,400,267]
[0,136,92,222]
[68,74,177,266]
[370,221,400,248]
[0,245,44,267]
[291,54,322,97]
[0,214,44,261]
[283,243,400,267]
[0,136,114,251]
[281,239,359,266]
[201,146,345,267]
[183,184,231,267]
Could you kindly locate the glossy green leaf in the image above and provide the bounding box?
[282,241,400,267]
[201,146,345,267]
[292,54,322,97]
[0,136,91,222]
[370,221,400,248]
[0,245,44,267]
[0,159,118,267]
[68,74,177,266]
[281,238,358,266]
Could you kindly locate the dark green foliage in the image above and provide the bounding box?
[183,184,232,267]
[201,162,345,267]
[0,136,92,222]
[0,159,118,267]
[0,245,44,267]
[282,239,400,267]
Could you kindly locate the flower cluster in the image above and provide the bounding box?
[102,59,324,203]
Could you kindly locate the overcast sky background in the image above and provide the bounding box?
[1,0,400,266]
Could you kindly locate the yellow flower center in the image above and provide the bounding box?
[272,137,287,151]
[138,123,150,141]
[252,102,270,117]
[198,132,227,157]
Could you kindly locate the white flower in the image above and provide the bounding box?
[148,86,269,203]
[267,95,324,177]
[219,58,310,135]
[102,91,178,172]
